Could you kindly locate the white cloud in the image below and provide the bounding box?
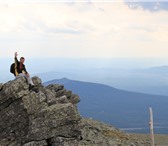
[0,1,168,58]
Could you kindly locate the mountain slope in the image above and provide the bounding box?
[0,77,151,146]
[44,78,168,134]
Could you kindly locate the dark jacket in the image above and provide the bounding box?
[14,57,28,76]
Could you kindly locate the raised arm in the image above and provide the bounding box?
[14,52,19,63]
[15,52,17,57]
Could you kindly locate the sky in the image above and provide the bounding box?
[0,0,168,59]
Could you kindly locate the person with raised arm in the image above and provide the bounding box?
[13,52,34,89]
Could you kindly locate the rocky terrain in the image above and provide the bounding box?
[0,77,151,146]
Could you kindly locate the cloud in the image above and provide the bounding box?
[0,1,168,58]
[124,1,168,12]
[45,27,82,34]
[0,2,99,35]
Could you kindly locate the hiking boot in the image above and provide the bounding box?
[29,84,34,90]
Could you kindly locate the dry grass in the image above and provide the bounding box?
[134,134,168,146]
[102,130,130,140]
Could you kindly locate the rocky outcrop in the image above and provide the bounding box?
[0,77,81,146]
[0,77,150,146]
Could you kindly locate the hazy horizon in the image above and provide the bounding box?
[2,57,168,96]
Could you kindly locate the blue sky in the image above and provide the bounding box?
[0,0,168,59]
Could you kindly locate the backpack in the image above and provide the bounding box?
[10,63,15,74]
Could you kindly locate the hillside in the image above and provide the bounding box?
[135,134,168,146]
[44,78,168,134]
[0,77,151,146]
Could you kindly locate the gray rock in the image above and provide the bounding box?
[0,83,3,91]
[23,140,48,146]
[69,94,80,104]
[32,76,42,86]
[48,137,79,146]
[0,77,81,146]
[0,76,150,146]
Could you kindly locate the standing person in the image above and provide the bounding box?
[14,52,34,89]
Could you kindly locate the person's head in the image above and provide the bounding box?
[20,57,25,64]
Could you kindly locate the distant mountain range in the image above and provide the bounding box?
[44,78,168,134]
[36,64,168,96]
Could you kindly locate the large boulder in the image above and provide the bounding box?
[0,77,81,146]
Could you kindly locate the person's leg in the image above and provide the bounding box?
[15,73,26,78]
[27,76,34,86]
[16,73,34,86]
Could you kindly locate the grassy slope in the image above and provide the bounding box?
[134,134,168,146]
